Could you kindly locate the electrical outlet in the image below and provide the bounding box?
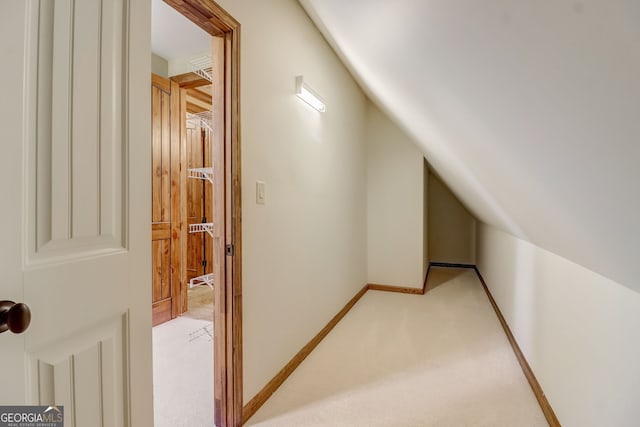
[256,181,266,204]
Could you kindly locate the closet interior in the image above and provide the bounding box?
[151,55,215,326]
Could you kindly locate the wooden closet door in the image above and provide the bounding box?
[151,74,183,326]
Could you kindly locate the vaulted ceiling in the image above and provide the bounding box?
[299,0,640,292]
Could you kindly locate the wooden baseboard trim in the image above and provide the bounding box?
[429,261,476,269]
[242,284,369,423]
[472,266,561,427]
[367,263,433,296]
[367,283,424,294]
[242,264,559,426]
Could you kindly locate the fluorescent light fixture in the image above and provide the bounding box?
[296,76,326,112]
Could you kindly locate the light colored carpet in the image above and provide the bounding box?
[246,267,547,426]
[153,316,215,427]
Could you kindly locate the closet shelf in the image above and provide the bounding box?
[189,223,214,238]
[186,111,213,132]
[189,55,213,83]
[188,167,213,184]
[189,273,214,289]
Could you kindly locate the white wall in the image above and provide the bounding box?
[166,50,208,77]
[476,223,640,427]
[215,0,368,402]
[300,0,640,295]
[428,173,476,264]
[151,53,168,77]
[366,103,425,289]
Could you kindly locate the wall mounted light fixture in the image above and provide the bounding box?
[296,76,326,112]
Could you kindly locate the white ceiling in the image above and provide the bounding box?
[151,0,211,61]
[299,0,640,292]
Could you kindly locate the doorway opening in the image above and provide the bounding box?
[150,0,241,426]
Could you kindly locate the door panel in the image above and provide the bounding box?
[151,76,184,325]
[151,81,173,325]
[152,86,171,224]
[28,314,126,427]
[1,1,153,425]
[31,0,125,258]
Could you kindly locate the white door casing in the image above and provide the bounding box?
[0,0,153,426]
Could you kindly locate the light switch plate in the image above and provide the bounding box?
[256,181,266,204]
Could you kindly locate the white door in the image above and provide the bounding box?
[0,1,153,426]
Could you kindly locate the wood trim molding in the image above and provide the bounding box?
[165,0,239,36]
[367,263,432,295]
[188,87,213,105]
[170,71,210,89]
[242,284,369,423]
[152,73,171,93]
[366,262,474,295]
[163,1,242,426]
[186,88,213,113]
[473,267,561,426]
[211,35,227,426]
[367,283,424,295]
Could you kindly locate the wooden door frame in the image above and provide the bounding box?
[163,1,242,426]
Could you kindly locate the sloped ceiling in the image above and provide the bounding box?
[299,0,640,292]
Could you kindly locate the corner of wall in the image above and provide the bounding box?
[151,53,169,78]
[427,173,477,265]
[475,222,640,426]
[365,103,426,289]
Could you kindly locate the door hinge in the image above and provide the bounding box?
[201,216,207,223]
[225,244,234,256]
[201,259,207,267]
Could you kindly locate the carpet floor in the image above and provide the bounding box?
[246,267,547,426]
[153,285,215,427]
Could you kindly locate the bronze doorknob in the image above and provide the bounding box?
[0,301,31,334]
